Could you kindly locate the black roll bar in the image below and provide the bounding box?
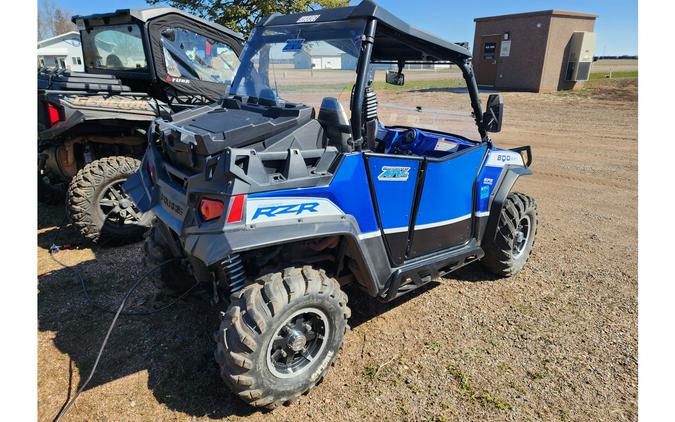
[350,18,377,151]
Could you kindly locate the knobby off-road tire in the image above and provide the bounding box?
[215,267,350,409]
[482,192,538,277]
[143,223,195,295]
[67,156,152,244]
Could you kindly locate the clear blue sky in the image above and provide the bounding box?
[54,0,638,55]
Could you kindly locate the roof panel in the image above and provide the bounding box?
[259,0,471,62]
[72,7,244,41]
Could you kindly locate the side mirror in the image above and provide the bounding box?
[385,71,405,86]
[161,28,176,42]
[483,94,503,133]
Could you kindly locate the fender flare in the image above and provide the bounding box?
[481,166,532,244]
[182,218,387,297]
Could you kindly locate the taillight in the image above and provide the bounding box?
[226,195,245,223]
[47,103,63,127]
[199,195,246,223]
[199,198,224,221]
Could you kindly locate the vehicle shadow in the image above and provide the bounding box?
[38,243,260,419]
[38,205,501,419]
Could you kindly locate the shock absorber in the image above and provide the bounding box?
[215,254,247,295]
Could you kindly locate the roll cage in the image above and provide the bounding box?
[255,0,488,145]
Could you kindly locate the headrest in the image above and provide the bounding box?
[318,97,349,124]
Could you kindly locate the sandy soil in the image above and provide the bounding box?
[37,79,637,421]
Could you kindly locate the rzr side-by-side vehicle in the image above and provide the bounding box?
[38,7,244,243]
[126,0,538,409]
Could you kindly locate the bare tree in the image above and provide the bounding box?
[38,0,77,40]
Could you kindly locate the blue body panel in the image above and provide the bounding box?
[476,165,504,213]
[366,156,420,232]
[415,144,487,227]
[250,153,379,234]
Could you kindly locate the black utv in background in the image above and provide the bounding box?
[38,7,243,243]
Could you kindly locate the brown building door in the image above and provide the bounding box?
[475,35,501,86]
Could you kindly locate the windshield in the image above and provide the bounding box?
[374,67,480,141]
[230,19,480,141]
[230,20,367,111]
[81,24,147,71]
[161,27,240,84]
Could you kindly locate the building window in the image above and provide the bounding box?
[72,57,77,64]
[77,57,82,65]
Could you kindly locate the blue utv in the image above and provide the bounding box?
[126,0,538,409]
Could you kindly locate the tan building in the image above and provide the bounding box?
[472,10,597,92]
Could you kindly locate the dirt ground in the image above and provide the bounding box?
[37,78,637,421]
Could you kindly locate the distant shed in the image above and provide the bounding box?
[472,10,598,92]
[293,45,358,70]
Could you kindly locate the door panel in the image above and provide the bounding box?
[366,155,421,266]
[475,35,501,86]
[408,145,487,258]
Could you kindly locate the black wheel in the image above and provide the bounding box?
[214,267,350,409]
[67,157,152,244]
[482,192,538,277]
[143,222,196,295]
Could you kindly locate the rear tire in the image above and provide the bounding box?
[482,192,538,277]
[143,223,195,296]
[214,266,350,409]
[67,156,152,244]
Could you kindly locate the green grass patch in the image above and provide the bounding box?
[589,70,638,80]
[448,365,513,411]
[363,364,379,380]
[372,78,466,91]
[277,78,466,94]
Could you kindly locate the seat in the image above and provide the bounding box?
[317,97,352,152]
[106,54,123,68]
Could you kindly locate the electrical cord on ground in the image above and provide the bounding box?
[47,220,200,420]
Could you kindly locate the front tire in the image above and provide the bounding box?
[215,267,350,409]
[482,192,538,276]
[67,156,152,244]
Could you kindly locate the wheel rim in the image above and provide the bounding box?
[266,307,329,379]
[97,179,144,226]
[512,214,531,260]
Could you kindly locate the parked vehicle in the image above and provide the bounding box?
[126,0,538,408]
[38,7,244,243]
